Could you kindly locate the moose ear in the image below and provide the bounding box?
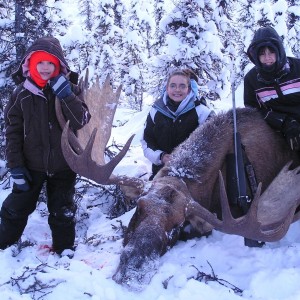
[123,197,149,246]
[136,198,147,214]
[185,199,214,235]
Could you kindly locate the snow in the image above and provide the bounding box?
[2,1,300,299]
[1,84,300,300]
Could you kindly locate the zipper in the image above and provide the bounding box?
[43,86,52,174]
[273,80,285,101]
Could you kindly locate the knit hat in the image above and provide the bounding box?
[29,51,60,87]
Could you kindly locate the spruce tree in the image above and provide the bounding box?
[120,0,155,110]
[0,1,14,159]
[112,0,127,87]
[287,0,300,57]
[152,0,168,55]
[211,0,238,98]
[89,0,124,85]
[73,0,96,74]
[0,0,54,159]
[237,0,258,78]
[255,0,275,27]
[151,0,228,100]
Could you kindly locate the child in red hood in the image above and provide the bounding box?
[0,37,91,256]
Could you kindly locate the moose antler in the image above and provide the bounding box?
[56,70,144,193]
[186,162,300,242]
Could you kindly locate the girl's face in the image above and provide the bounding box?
[166,75,190,102]
[36,61,56,80]
[259,47,276,66]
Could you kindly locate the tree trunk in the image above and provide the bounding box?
[14,0,27,64]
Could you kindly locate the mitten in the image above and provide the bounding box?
[49,74,72,99]
[10,167,32,191]
[281,117,300,151]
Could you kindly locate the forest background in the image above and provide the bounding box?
[1,0,300,162]
[1,2,300,298]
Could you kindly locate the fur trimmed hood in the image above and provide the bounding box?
[12,36,78,85]
[247,27,287,76]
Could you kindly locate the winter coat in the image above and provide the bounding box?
[244,26,300,129]
[141,91,213,174]
[5,37,91,173]
[244,57,300,124]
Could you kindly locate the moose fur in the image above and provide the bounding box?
[112,107,300,289]
[57,77,300,290]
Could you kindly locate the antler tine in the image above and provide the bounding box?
[56,70,89,131]
[61,121,135,184]
[103,74,122,101]
[187,165,300,242]
[101,74,123,109]
[55,99,83,154]
[59,71,145,195]
[216,171,262,233]
[78,68,89,91]
[186,172,245,231]
[218,170,235,222]
[216,170,298,241]
[84,68,89,89]
[218,171,260,224]
[217,171,263,227]
[241,181,262,222]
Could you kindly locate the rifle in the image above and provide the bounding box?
[231,82,264,247]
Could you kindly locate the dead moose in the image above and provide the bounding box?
[56,74,300,289]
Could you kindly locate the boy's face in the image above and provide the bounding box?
[36,61,56,80]
[258,46,276,66]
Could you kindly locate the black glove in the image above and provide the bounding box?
[10,167,32,191]
[49,74,72,100]
[281,117,300,151]
[260,107,286,130]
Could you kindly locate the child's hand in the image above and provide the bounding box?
[161,153,171,164]
[282,117,300,150]
[10,167,32,192]
[49,74,72,100]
